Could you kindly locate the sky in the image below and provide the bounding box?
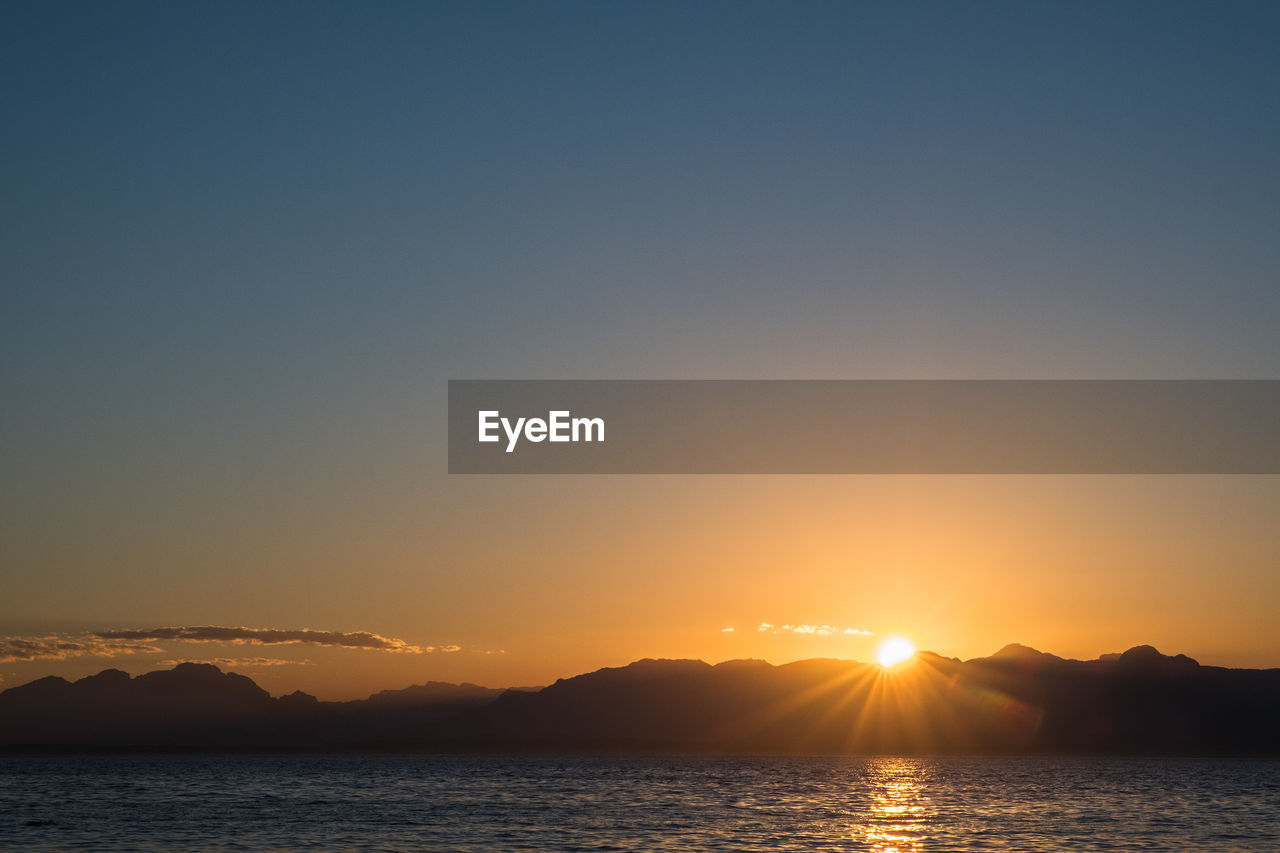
[3,1,1279,699]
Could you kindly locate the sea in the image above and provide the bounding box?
[1,755,1277,851]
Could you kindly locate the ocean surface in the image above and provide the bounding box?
[1,755,1277,852]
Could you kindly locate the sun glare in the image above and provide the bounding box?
[877,637,916,668]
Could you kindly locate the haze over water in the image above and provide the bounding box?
[3,755,1277,851]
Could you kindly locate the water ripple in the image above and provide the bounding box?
[0,755,1276,851]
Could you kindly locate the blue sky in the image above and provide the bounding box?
[3,1,1279,693]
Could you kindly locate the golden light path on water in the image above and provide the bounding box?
[853,757,931,852]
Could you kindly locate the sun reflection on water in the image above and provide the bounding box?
[853,757,932,852]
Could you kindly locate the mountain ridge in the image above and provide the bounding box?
[2,645,1277,754]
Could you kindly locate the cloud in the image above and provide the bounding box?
[0,636,162,663]
[721,627,736,633]
[1,626,451,664]
[158,657,309,668]
[757,623,874,637]
[94,626,427,653]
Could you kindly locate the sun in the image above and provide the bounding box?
[877,637,916,668]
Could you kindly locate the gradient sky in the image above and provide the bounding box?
[3,1,1279,699]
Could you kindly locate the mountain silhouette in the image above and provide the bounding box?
[1,646,1276,754]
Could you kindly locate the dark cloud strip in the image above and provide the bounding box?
[2,626,434,663]
[94,627,426,653]
[0,637,161,663]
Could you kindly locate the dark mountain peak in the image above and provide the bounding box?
[544,659,713,695]
[713,658,773,671]
[134,663,270,702]
[364,681,504,706]
[172,662,224,677]
[917,650,961,665]
[77,669,131,686]
[990,643,1066,661]
[779,657,855,669]
[994,643,1044,658]
[969,644,1065,671]
[626,658,712,673]
[775,658,865,679]
[278,689,320,706]
[584,658,711,679]
[72,669,135,698]
[1112,645,1200,668]
[0,674,72,703]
